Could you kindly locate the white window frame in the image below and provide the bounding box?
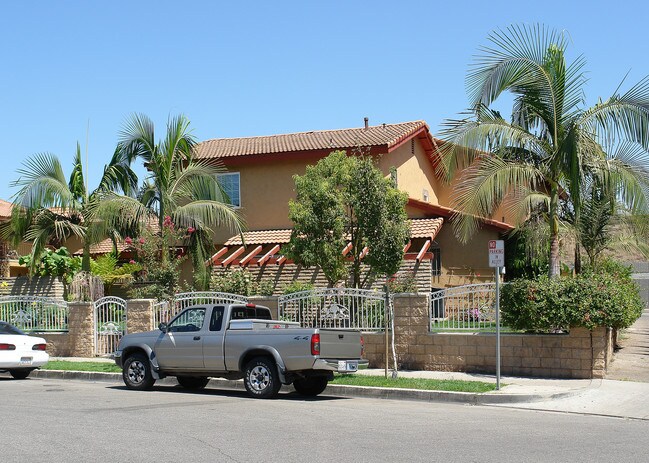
[217,172,241,208]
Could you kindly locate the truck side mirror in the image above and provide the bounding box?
[158,322,168,333]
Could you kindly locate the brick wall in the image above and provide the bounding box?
[1,276,65,299]
[363,294,612,379]
[211,259,433,295]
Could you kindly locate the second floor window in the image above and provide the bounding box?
[217,172,240,207]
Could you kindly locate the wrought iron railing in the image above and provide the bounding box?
[430,283,500,331]
[278,288,387,331]
[0,295,69,332]
[152,291,249,328]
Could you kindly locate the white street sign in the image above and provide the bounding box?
[488,240,505,268]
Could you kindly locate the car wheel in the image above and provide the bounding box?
[244,357,281,399]
[9,369,32,380]
[122,353,155,391]
[177,376,210,390]
[293,376,328,397]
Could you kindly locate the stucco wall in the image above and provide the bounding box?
[0,276,65,299]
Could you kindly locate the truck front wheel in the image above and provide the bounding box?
[243,357,281,399]
[122,353,155,391]
[293,376,328,397]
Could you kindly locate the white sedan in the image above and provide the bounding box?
[0,321,49,379]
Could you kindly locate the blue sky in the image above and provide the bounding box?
[1,0,648,200]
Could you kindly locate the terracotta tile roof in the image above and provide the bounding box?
[225,229,293,246]
[0,199,13,218]
[407,198,515,232]
[409,218,444,240]
[196,121,429,159]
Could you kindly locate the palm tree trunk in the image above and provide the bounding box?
[574,242,581,275]
[549,187,561,278]
[82,241,91,272]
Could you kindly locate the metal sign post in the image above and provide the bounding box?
[488,240,504,390]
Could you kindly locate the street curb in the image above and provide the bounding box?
[30,369,576,404]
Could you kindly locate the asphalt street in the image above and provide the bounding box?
[2,377,647,463]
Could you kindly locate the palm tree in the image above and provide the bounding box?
[439,24,649,277]
[2,144,137,274]
[100,113,243,288]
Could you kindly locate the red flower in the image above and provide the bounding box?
[139,238,145,244]
[187,227,196,234]
[125,237,132,245]
[129,259,136,264]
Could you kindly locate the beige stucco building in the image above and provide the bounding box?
[195,120,513,292]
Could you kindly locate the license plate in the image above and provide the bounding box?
[19,357,33,365]
[338,361,358,372]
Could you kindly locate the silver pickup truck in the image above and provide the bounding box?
[114,302,368,398]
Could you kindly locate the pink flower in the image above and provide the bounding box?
[125,237,132,245]
[187,227,196,234]
[129,260,136,264]
[139,238,145,244]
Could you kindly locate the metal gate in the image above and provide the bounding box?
[94,296,127,357]
[152,292,248,328]
[278,288,387,331]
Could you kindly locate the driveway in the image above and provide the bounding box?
[607,308,649,382]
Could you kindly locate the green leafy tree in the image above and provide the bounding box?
[18,247,82,284]
[3,144,137,275]
[98,114,244,289]
[439,24,649,277]
[285,151,409,287]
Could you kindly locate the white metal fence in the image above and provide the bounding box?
[94,296,127,357]
[430,283,499,331]
[153,292,249,328]
[278,288,387,331]
[0,295,69,332]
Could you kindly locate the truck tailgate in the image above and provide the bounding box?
[319,330,362,359]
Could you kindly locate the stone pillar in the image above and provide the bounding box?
[392,293,429,370]
[67,302,95,358]
[126,299,155,333]
[591,326,609,379]
[249,296,279,319]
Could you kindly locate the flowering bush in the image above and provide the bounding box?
[210,268,274,296]
[127,217,192,300]
[501,261,643,331]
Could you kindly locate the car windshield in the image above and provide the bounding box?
[0,321,26,335]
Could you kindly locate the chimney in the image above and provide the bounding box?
[364,117,369,129]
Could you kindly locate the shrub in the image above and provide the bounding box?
[501,264,643,331]
[210,269,274,296]
[281,280,315,295]
[387,273,418,293]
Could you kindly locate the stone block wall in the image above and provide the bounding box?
[363,294,613,379]
[36,294,613,379]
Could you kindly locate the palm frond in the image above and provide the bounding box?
[11,152,74,209]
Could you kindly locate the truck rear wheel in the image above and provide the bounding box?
[243,357,281,399]
[122,353,155,391]
[177,376,210,390]
[293,376,328,397]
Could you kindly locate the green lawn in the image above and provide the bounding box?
[330,374,496,393]
[42,360,122,373]
[41,360,497,393]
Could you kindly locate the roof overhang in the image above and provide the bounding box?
[407,198,514,233]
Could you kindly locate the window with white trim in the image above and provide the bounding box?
[217,172,240,207]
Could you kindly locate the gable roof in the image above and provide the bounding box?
[0,199,13,219]
[195,121,435,160]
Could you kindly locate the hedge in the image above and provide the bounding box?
[501,267,643,331]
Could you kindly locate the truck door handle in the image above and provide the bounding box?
[193,336,201,341]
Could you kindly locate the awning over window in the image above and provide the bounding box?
[208,218,444,267]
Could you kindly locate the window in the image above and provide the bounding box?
[209,306,225,331]
[230,306,272,320]
[168,308,206,332]
[217,172,240,207]
[431,248,441,276]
